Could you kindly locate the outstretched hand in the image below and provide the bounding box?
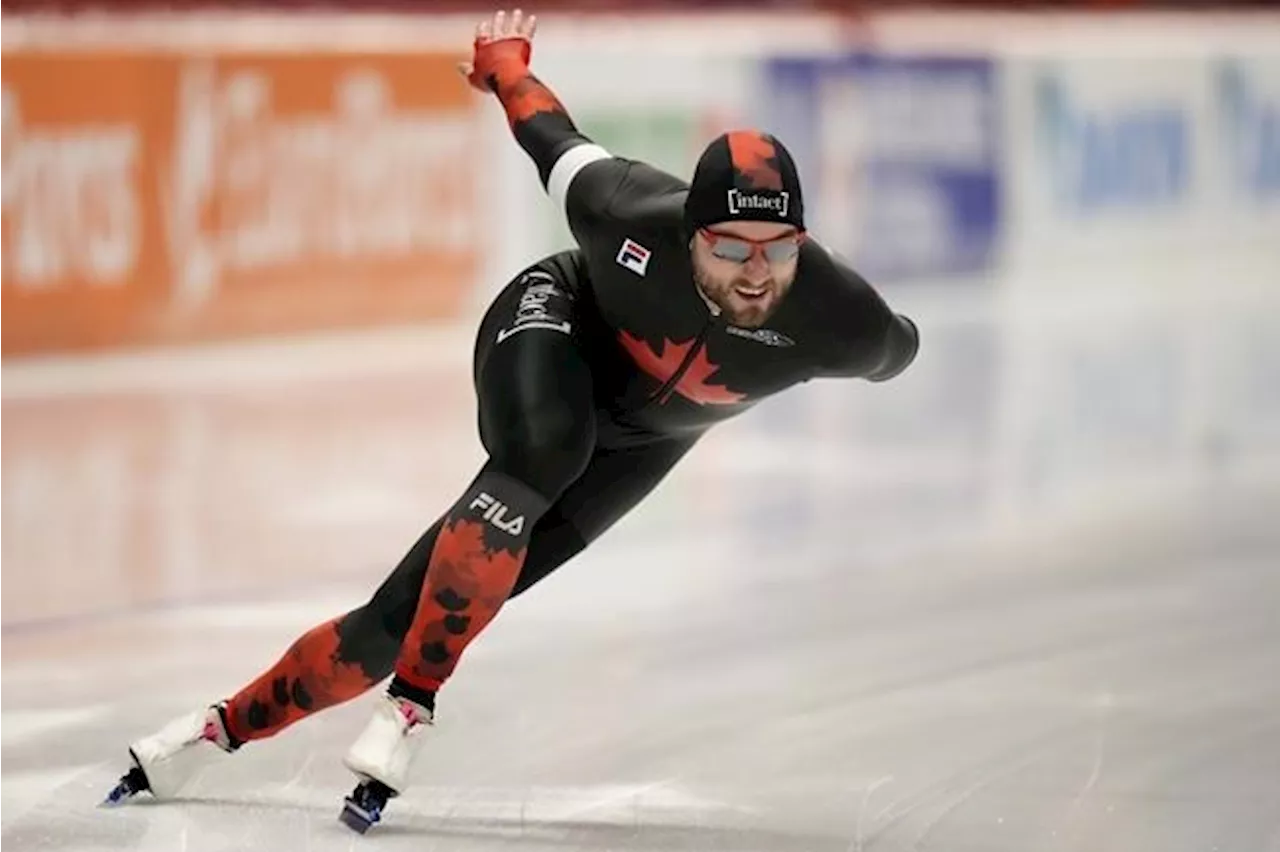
[459,8,539,93]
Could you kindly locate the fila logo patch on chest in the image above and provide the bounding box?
[616,238,651,276]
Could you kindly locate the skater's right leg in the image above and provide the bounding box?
[106,489,594,805]
[217,486,583,745]
[108,432,695,807]
[218,521,447,745]
[103,526,444,805]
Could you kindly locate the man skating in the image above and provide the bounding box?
[105,8,919,832]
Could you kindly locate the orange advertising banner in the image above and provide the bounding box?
[2,48,481,356]
[2,52,177,354]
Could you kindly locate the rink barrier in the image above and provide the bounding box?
[4,13,1278,509]
[4,11,1278,356]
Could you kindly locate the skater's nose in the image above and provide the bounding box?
[743,252,771,285]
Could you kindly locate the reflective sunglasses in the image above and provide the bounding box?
[698,227,806,264]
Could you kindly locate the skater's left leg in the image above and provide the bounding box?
[384,321,597,706]
[218,263,595,745]
[337,432,700,830]
[337,267,598,829]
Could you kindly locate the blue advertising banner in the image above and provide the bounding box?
[761,53,1000,283]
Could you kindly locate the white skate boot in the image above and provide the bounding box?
[338,694,433,833]
[102,703,238,806]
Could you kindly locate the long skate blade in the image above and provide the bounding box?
[339,779,395,834]
[339,798,378,834]
[100,766,150,807]
[100,782,133,808]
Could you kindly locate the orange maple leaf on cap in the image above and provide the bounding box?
[727,131,784,191]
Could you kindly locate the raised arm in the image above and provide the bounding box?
[459,9,616,210]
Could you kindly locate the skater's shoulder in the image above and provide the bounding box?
[584,158,688,231]
[558,148,685,224]
[790,240,908,369]
[795,239,880,312]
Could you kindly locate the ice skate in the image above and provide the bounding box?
[101,703,238,806]
[338,694,433,833]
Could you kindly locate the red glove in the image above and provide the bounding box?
[465,35,532,93]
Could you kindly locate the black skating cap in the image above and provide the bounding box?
[685,130,806,232]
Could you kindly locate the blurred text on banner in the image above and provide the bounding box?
[2,48,481,356]
[761,53,1002,284]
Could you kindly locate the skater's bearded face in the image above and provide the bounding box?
[690,220,802,328]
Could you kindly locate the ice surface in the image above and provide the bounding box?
[5,326,1280,851]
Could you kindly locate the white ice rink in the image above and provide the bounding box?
[4,294,1280,851]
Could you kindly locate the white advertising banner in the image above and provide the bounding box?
[1006,56,1211,266]
[1210,53,1280,239]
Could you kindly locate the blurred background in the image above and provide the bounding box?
[4,2,1280,849]
[4,0,1276,628]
